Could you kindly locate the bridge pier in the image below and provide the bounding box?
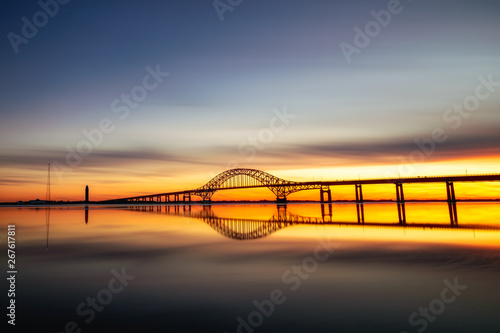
[321,204,332,222]
[174,194,179,203]
[277,205,288,221]
[355,184,364,223]
[183,193,191,204]
[446,181,458,225]
[320,187,332,203]
[396,183,406,224]
[276,196,287,204]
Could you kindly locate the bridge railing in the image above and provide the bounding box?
[323,173,500,183]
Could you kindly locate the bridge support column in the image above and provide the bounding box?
[446,181,458,225]
[174,194,179,203]
[321,204,332,222]
[396,183,406,224]
[183,193,191,204]
[320,187,332,203]
[355,184,364,223]
[277,205,287,221]
[276,196,287,204]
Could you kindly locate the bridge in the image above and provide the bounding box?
[125,204,500,241]
[102,168,500,224]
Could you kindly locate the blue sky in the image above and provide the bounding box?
[1,0,499,199]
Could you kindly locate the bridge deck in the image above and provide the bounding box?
[104,173,500,202]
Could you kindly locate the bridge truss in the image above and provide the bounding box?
[194,168,322,201]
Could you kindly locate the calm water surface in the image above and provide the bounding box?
[1,203,500,332]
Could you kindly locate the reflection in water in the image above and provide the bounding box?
[4,204,500,332]
[45,207,50,251]
[123,203,500,241]
[190,205,296,240]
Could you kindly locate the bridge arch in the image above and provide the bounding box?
[194,168,321,201]
[193,209,294,240]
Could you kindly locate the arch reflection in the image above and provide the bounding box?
[123,204,500,241]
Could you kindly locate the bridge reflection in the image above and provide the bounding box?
[122,204,500,241]
[104,169,500,227]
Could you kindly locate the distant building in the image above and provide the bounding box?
[29,199,45,204]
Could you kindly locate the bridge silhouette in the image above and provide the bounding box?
[102,168,500,224]
[124,204,500,241]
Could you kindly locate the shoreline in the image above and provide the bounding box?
[1,198,499,207]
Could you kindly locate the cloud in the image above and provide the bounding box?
[245,129,500,167]
[0,147,197,169]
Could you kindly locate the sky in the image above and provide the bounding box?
[0,0,499,201]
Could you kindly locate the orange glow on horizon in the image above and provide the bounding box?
[3,203,500,249]
[1,155,499,202]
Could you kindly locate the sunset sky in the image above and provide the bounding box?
[1,0,499,202]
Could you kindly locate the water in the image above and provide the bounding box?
[2,202,500,332]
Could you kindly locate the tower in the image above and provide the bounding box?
[46,163,51,202]
[85,185,89,203]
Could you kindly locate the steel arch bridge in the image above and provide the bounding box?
[194,168,322,201]
[104,168,500,223]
